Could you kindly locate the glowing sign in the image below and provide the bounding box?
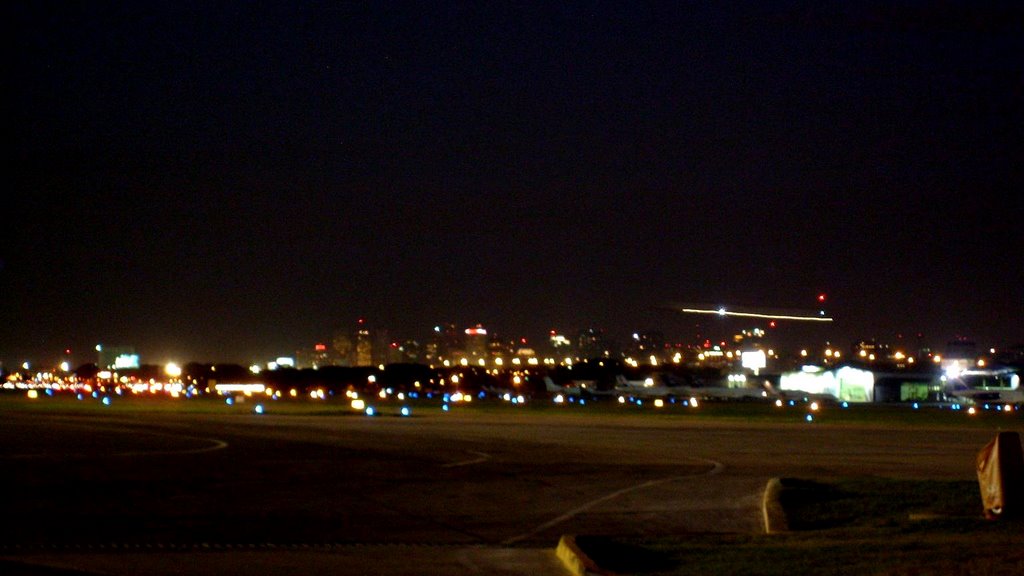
[114,354,140,369]
[465,328,488,336]
[741,350,767,370]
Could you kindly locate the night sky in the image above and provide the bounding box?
[6,1,1023,366]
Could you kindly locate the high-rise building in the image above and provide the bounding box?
[464,325,489,361]
[577,328,613,359]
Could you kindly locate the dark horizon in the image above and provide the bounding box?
[6,2,1023,367]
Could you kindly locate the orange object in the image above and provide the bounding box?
[976,431,1024,519]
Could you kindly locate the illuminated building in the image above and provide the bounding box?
[464,325,488,360]
[577,328,613,359]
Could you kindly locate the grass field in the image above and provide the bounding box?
[2,390,1020,432]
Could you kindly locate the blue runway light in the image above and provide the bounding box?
[46,389,54,396]
[92,391,98,398]
[225,397,234,405]
[841,401,849,409]
[76,394,83,401]
[400,406,411,417]
[912,403,919,410]
[102,396,111,406]
[579,399,586,406]
[788,400,796,406]
[254,404,264,414]
[365,406,376,416]
[442,403,450,412]
[806,414,813,422]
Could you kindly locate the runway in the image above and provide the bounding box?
[0,404,1010,574]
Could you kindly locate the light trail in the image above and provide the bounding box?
[680,307,833,322]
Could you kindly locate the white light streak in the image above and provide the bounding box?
[680,307,833,322]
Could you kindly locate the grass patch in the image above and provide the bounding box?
[576,478,1024,575]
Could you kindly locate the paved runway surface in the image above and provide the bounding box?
[1,404,1009,574]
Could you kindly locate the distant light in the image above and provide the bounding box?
[102,396,111,406]
[442,404,450,412]
[165,362,182,378]
[400,406,411,417]
[968,407,977,415]
[810,401,820,411]
[254,404,264,415]
[351,399,366,411]
[27,390,39,399]
[365,407,376,417]
[806,414,814,422]
[689,397,699,408]
[654,399,665,408]
[225,397,234,405]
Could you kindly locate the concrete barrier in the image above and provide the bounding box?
[556,534,615,576]
[762,477,789,534]
[977,431,1024,519]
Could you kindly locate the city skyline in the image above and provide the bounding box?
[6,3,1022,367]
[4,308,1015,370]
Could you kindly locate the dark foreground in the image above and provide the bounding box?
[1,396,1019,574]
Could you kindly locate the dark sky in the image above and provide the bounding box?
[5,1,1023,366]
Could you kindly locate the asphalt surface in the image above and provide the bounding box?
[1,402,1011,574]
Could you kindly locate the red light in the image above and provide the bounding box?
[314,343,326,351]
[769,321,776,328]
[817,293,827,303]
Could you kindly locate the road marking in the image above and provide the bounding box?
[2,421,228,459]
[442,450,491,468]
[502,457,724,545]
